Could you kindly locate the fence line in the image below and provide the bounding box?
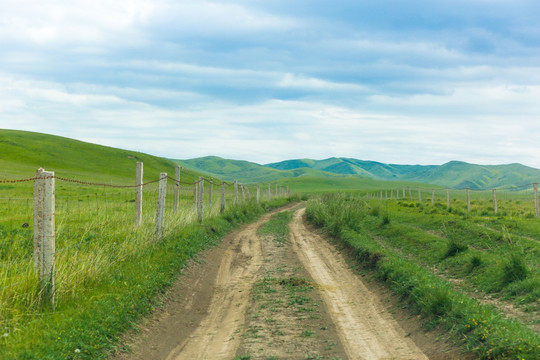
[1,163,290,312]
[366,183,540,218]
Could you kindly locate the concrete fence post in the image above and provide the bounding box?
[197,177,204,223]
[446,188,450,209]
[466,188,470,213]
[155,173,167,238]
[135,162,143,226]
[257,184,260,203]
[493,189,498,214]
[173,165,180,214]
[220,182,225,214]
[234,181,238,204]
[33,168,56,309]
[209,178,213,207]
[534,183,539,218]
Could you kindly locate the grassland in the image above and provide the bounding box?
[306,194,540,359]
[0,129,294,359]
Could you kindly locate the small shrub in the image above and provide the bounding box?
[370,206,380,217]
[380,213,391,226]
[501,254,528,285]
[467,255,483,272]
[444,240,468,258]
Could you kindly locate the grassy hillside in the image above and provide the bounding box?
[267,157,540,190]
[173,156,350,184]
[0,129,201,185]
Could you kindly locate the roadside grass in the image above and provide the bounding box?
[306,193,540,359]
[0,196,290,360]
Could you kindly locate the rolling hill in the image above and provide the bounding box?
[0,129,203,184]
[173,156,351,183]
[182,156,540,190]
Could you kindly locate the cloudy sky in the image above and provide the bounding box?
[1,0,540,167]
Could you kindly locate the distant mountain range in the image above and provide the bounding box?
[174,156,540,190]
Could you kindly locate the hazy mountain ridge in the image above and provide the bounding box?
[182,156,540,189]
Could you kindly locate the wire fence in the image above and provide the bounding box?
[0,164,290,325]
[366,183,540,218]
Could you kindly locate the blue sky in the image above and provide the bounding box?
[1,0,540,167]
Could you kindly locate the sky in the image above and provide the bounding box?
[1,0,540,167]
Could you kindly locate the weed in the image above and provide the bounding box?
[501,253,529,285]
[444,240,468,258]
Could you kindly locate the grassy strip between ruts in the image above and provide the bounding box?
[0,198,292,360]
[305,194,540,360]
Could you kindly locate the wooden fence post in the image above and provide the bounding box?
[418,188,422,203]
[275,184,278,198]
[33,168,56,309]
[385,191,388,200]
[174,165,180,214]
[446,188,450,209]
[198,177,204,223]
[220,182,225,214]
[267,184,271,201]
[241,185,245,202]
[155,173,167,238]
[402,187,406,198]
[493,189,498,214]
[209,178,213,207]
[431,190,435,206]
[466,188,470,214]
[135,162,143,226]
[534,183,539,218]
[408,187,412,200]
[257,184,260,203]
[234,181,238,204]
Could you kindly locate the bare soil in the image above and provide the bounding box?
[111,205,470,360]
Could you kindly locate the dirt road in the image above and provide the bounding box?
[112,205,462,360]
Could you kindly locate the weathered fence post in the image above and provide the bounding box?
[408,187,412,200]
[198,177,204,223]
[275,184,278,198]
[492,189,498,214]
[174,165,180,214]
[267,184,271,201]
[446,188,450,209]
[402,187,406,198]
[385,191,388,200]
[534,183,539,218]
[241,185,245,202]
[257,184,260,203]
[431,190,435,206]
[135,162,143,226]
[418,188,422,203]
[466,188,470,213]
[209,178,213,207]
[34,168,56,309]
[155,173,167,238]
[234,181,238,204]
[220,182,225,214]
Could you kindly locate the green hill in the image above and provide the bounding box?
[173,156,350,183]
[267,158,540,190]
[0,129,202,185]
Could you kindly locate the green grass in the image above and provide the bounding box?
[0,129,296,359]
[306,193,540,359]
